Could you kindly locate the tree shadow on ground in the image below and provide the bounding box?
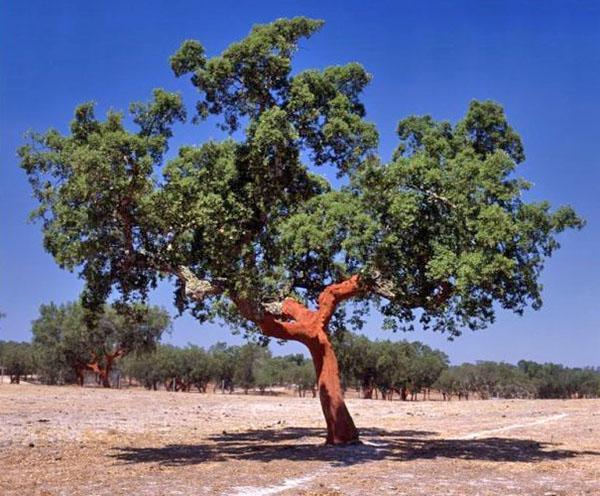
[111,426,600,467]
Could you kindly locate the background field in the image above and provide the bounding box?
[1,384,598,496]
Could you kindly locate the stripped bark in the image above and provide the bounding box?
[173,265,453,443]
[173,267,376,443]
[82,348,125,388]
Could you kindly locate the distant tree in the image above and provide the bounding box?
[153,344,182,391]
[121,351,163,390]
[375,341,416,400]
[333,333,379,398]
[183,345,213,392]
[471,361,500,399]
[435,368,458,400]
[209,342,238,393]
[491,362,535,399]
[288,359,317,397]
[517,361,594,399]
[435,364,478,400]
[571,368,600,398]
[20,17,583,443]
[30,303,74,384]
[234,343,271,394]
[254,354,282,394]
[32,302,170,387]
[0,341,35,383]
[454,364,481,400]
[408,343,449,400]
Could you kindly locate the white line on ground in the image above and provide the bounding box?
[458,413,568,440]
[226,467,330,496]
[361,439,388,447]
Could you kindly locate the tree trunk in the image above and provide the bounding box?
[307,333,359,445]
[86,360,110,387]
[75,367,85,387]
[192,274,367,445]
[100,357,113,388]
[99,369,111,388]
[400,387,408,401]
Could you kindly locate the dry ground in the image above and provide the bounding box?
[0,385,598,496]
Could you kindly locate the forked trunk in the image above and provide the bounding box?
[226,274,365,444]
[307,333,359,445]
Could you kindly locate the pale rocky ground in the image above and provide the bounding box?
[0,384,598,496]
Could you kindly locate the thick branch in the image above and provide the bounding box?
[175,266,224,301]
[422,189,456,208]
[316,275,362,327]
[174,263,455,346]
[234,298,314,343]
[174,263,454,346]
[314,272,454,330]
[107,347,126,362]
[85,354,102,375]
[281,298,314,322]
[261,315,314,342]
[174,266,315,341]
[365,270,397,300]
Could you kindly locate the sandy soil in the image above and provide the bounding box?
[0,385,598,496]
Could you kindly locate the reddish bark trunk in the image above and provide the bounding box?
[100,371,111,388]
[307,333,359,444]
[85,349,123,389]
[244,276,363,445]
[177,262,455,444]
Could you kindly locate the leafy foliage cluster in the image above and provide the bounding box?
[19,17,583,340]
[0,341,35,383]
[333,332,449,398]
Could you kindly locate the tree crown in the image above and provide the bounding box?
[31,301,171,370]
[20,17,583,338]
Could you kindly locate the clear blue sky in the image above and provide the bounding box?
[1,1,598,366]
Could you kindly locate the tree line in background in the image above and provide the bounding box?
[122,343,317,396]
[1,302,170,387]
[1,313,599,399]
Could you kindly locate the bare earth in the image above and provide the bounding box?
[0,385,598,496]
